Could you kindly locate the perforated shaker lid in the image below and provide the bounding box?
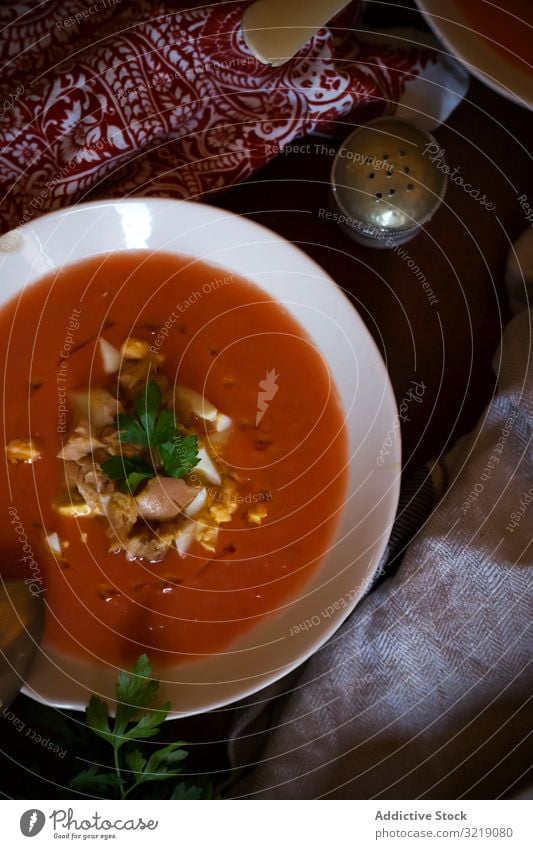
[331,117,447,239]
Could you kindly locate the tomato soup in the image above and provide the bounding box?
[0,252,347,667]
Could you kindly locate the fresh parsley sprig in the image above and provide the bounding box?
[101,381,199,493]
[68,655,210,799]
[101,454,154,494]
[115,381,176,448]
[159,434,200,479]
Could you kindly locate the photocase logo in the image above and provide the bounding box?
[256,368,279,426]
[20,809,46,837]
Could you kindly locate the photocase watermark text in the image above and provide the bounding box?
[377,380,426,465]
[50,808,158,832]
[8,506,45,597]
[423,142,495,211]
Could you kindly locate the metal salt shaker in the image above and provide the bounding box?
[330,117,447,248]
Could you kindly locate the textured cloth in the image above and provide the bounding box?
[0,0,467,231]
[228,307,533,799]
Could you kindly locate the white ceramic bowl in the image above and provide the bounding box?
[416,0,532,108]
[0,199,400,716]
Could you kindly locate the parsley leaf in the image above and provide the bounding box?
[101,381,200,489]
[126,743,188,790]
[113,381,162,448]
[113,654,161,742]
[68,766,124,796]
[114,413,148,446]
[13,655,217,800]
[124,471,153,493]
[100,454,153,494]
[77,655,194,800]
[134,380,161,443]
[153,408,177,445]
[170,781,215,800]
[85,694,114,744]
[159,435,200,479]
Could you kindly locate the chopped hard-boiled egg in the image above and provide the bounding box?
[209,502,234,524]
[6,438,42,464]
[175,520,196,558]
[44,532,63,556]
[215,413,233,432]
[70,388,121,428]
[247,504,268,524]
[53,491,95,518]
[195,522,219,553]
[195,446,222,486]
[99,338,121,374]
[175,385,217,422]
[121,337,151,360]
[183,487,208,517]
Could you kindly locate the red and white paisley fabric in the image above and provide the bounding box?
[0,0,456,231]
